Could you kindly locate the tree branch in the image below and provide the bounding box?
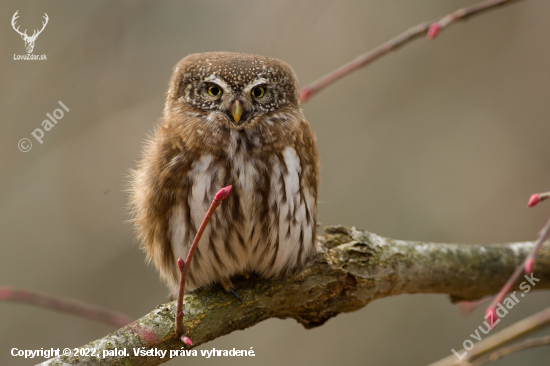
[470,334,550,366]
[300,0,525,102]
[39,226,550,366]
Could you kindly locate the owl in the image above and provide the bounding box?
[131,52,319,299]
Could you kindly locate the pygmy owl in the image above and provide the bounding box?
[131,52,319,298]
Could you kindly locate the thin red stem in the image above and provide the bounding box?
[300,0,524,102]
[457,296,492,315]
[524,216,550,274]
[0,287,133,327]
[486,213,550,327]
[183,201,221,276]
[175,258,186,337]
[174,185,232,341]
[528,191,550,207]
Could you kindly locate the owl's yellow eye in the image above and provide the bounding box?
[251,86,265,98]
[208,85,222,97]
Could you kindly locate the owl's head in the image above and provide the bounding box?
[166,52,301,129]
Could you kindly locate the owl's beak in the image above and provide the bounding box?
[230,100,243,124]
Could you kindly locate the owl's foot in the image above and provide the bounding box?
[221,278,242,303]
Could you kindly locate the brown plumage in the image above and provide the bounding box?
[130,52,319,297]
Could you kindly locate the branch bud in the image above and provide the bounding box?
[300,88,312,103]
[528,193,540,207]
[427,23,440,39]
[485,307,498,327]
[214,185,232,202]
[177,257,185,272]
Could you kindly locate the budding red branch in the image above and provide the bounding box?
[299,0,522,102]
[528,191,550,207]
[427,24,441,39]
[214,185,232,202]
[486,189,550,327]
[174,185,232,343]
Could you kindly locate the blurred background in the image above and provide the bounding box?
[1,0,550,365]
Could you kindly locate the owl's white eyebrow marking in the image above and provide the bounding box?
[204,74,232,92]
[244,77,268,94]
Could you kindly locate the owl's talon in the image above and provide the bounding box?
[229,287,242,303]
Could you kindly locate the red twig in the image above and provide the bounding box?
[0,286,133,327]
[426,0,522,39]
[457,297,492,315]
[524,216,550,274]
[175,258,187,340]
[485,191,550,326]
[174,185,232,344]
[527,191,550,207]
[429,306,550,366]
[484,263,526,327]
[300,0,524,103]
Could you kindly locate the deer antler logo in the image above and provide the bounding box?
[12,11,49,54]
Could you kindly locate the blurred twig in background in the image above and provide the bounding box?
[0,287,132,328]
[300,0,524,102]
[428,306,550,366]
